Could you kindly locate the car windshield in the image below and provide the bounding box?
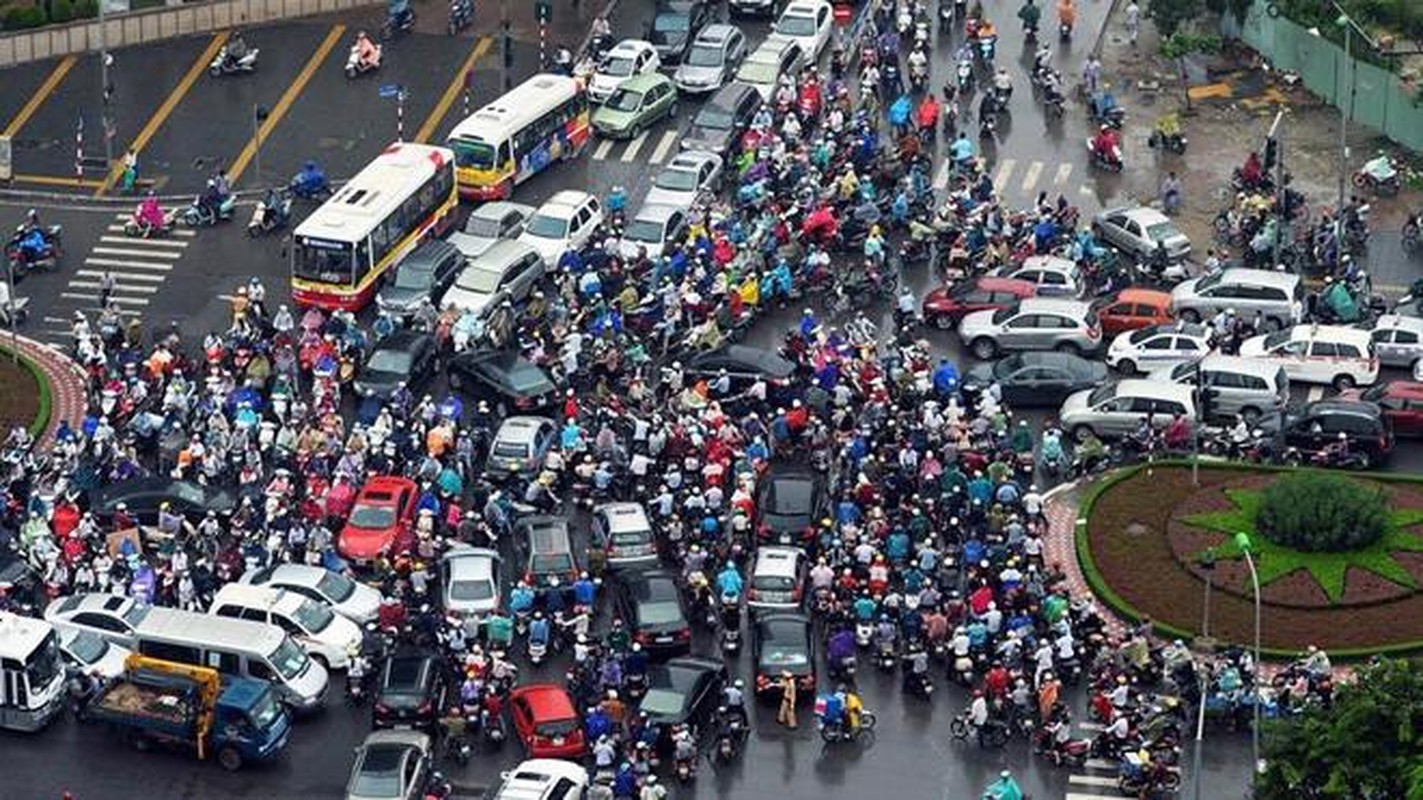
[524,213,569,239]
[754,573,796,591]
[122,604,152,627]
[493,440,529,458]
[1195,273,1223,291]
[639,600,683,625]
[1146,221,1179,241]
[737,61,779,84]
[507,363,553,394]
[366,349,413,374]
[685,42,723,67]
[777,15,816,35]
[292,599,335,633]
[248,687,282,728]
[167,482,205,504]
[350,746,407,797]
[391,265,433,290]
[535,718,580,737]
[452,138,497,170]
[532,553,574,573]
[694,105,734,130]
[67,630,110,664]
[349,504,397,530]
[456,266,503,294]
[993,354,1025,376]
[760,644,808,668]
[655,12,689,31]
[603,55,637,77]
[769,480,812,514]
[990,307,1016,325]
[316,570,356,602]
[655,168,699,191]
[269,636,310,681]
[464,215,503,237]
[607,88,645,112]
[450,578,494,602]
[640,687,685,716]
[1087,385,1117,406]
[1127,328,1157,345]
[624,219,664,243]
[1262,330,1292,349]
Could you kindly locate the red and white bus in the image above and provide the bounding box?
[290,142,458,311]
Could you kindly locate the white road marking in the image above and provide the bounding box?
[1068,775,1118,787]
[66,280,160,294]
[102,225,194,237]
[1054,163,1073,186]
[593,138,616,160]
[992,158,1016,191]
[1083,759,1118,770]
[1020,161,1044,194]
[933,159,952,190]
[1307,385,1325,401]
[1079,184,1095,196]
[648,130,678,164]
[1064,794,1121,800]
[98,235,188,248]
[621,130,649,162]
[82,258,174,271]
[90,247,184,259]
[61,292,149,306]
[74,269,167,282]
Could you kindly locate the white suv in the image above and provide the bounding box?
[519,190,604,266]
[491,758,588,800]
[1238,324,1379,390]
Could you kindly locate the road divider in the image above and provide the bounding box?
[97,32,231,196]
[4,55,77,137]
[227,24,346,186]
[415,35,493,144]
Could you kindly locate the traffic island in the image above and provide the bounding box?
[1076,463,1423,658]
[0,346,51,440]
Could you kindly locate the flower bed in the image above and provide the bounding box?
[0,349,46,439]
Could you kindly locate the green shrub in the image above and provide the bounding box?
[3,5,49,29]
[48,0,72,24]
[72,0,95,17]
[1256,473,1388,552]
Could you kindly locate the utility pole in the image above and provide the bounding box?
[500,0,512,92]
[1335,18,1351,251]
[1235,532,1263,776]
[99,0,114,172]
[1265,110,1284,270]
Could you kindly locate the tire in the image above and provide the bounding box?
[860,710,877,731]
[933,313,954,331]
[819,724,837,743]
[1055,341,1081,356]
[668,101,680,120]
[1119,775,1143,795]
[971,337,998,360]
[949,717,970,740]
[1179,308,1201,323]
[218,746,243,772]
[209,65,221,77]
[345,65,357,79]
[1115,358,1136,375]
[1352,172,1368,188]
[1162,772,1183,791]
[1240,407,1261,425]
[1333,374,1356,391]
[1264,316,1284,333]
[1072,425,1096,444]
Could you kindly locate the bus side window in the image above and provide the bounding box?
[497,141,512,166]
[142,641,200,665]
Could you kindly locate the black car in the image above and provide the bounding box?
[0,551,43,613]
[612,569,692,658]
[376,240,465,317]
[639,656,727,749]
[647,0,712,64]
[685,344,795,406]
[681,81,761,158]
[89,477,236,521]
[373,650,449,732]
[1279,399,1394,468]
[355,330,438,401]
[751,613,815,699]
[755,465,828,547]
[962,352,1110,408]
[448,349,558,415]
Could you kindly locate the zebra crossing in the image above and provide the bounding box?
[933,156,1101,205]
[39,213,194,346]
[589,128,683,165]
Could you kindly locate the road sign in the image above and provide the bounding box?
[0,136,10,182]
[379,83,403,99]
[536,0,551,24]
[833,3,852,26]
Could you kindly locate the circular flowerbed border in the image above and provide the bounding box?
[1075,462,1423,659]
[0,344,50,440]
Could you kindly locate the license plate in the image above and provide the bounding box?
[656,635,674,644]
[552,736,565,746]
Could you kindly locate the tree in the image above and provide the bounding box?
[1257,658,1423,800]
[1147,0,1206,38]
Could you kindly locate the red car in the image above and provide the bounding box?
[508,684,586,758]
[1344,381,1423,437]
[1093,287,1175,337]
[338,476,419,564]
[921,277,1037,329]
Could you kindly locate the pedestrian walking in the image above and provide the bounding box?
[1161,171,1182,215]
[1083,54,1102,95]
[777,671,798,728]
[1124,0,1140,48]
[99,267,115,309]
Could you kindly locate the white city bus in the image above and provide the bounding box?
[0,613,66,732]
[445,73,590,201]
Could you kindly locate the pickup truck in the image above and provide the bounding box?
[83,654,290,770]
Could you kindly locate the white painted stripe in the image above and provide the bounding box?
[74,270,167,283]
[61,292,149,306]
[98,235,188,248]
[90,247,184,259]
[1065,793,1121,800]
[1083,758,1118,770]
[43,316,70,325]
[1069,774,1118,787]
[621,130,649,162]
[648,130,678,164]
[593,138,616,160]
[1078,720,1105,731]
[992,158,1016,191]
[1020,161,1044,194]
[1307,384,1325,401]
[933,159,952,190]
[1079,184,1095,196]
[82,258,174,272]
[103,225,195,238]
[1054,163,1073,186]
[66,281,160,294]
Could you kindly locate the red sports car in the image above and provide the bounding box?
[338,476,419,564]
[509,684,586,758]
[921,276,1037,329]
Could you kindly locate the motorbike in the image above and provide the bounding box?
[247,188,292,237]
[183,193,237,227]
[381,2,415,40]
[938,0,953,33]
[208,45,259,76]
[1118,752,1183,795]
[124,206,177,238]
[5,225,63,275]
[1353,157,1401,197]
[956,57,974,93]
[345,42,383,78]
[902,666,934,698]
[818,709,877,744]
[1087,138,1123,172]
[1147,128,1188,154]
[714,717,746,763]
[721,618,741,654]
[1403,213,1421,254]
[675,751,696,782]
[855,620,874,648]
[288,168,332,200]
[1034,727,1091,767]
[447,0,472,35]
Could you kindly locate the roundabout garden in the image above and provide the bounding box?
[0,346,48,440]
[1075,463,1423,657]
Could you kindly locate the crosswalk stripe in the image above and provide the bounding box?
[43,316,70,325]
[593,138,616,160]
[103,225,195,238]
[933,159,952,190]
[1020,161,1044,194]
[1054,163,1073,186]
[1065,793,1120,800]
[98,235,188,248]
[621,131,649,162]
[1069,774,1118,787]
[1307,385,1325,401]
[1083,759,1117,770]
[74,270,167,283]
[1079,184,1095,197]
[992,158,1016,191]
[61,292,149,306]
[1078,720,1105,731]
[90,247,184,259]
[66,281,160,294]
[82,258,174,272]
[648,130,677,164]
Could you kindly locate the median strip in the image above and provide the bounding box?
[415,35,493,144]
[226,24,346,186]
[4,54,77,137]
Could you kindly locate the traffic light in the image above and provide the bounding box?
[1263,137,1279,171]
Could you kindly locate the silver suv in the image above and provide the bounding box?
[957,297,1103,360]
[1168,268,1303,331]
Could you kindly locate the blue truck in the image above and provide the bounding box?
[82,654,290,771]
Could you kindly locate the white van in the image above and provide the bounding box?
[1152,354,1290,423]
[133,606,328,712]
[209,583,363,671]
[1238,324,1379,389]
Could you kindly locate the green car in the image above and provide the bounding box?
[592,73,679,139]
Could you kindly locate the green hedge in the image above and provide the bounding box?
[1073,460,1423,661]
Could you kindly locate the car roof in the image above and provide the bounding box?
[1283,323,1373,347]
[1373,314,1423,333]
[972,276,1038,295]
[471,201,534,220]
[709,81,757,108]
[1139,323,1209,339]
[361,728,431,749]
[1214,267,1300,289]
[1116,206,1171,224]
[752,34,800,60]
[54,592,133,616]
[631,204,682,224]
[495,415,555,443]
[1303,399,1383,418]
[476,238,540,264]
[595,502,652,532]
[666,151,718,171]
[695,23,739,44]
[609,39,655,57]
[619,72,673,92]
[361,475,417,496]
[511,684,577,717]
[377,328,430,350]
[538,190,596,216]
[1019,255,1079,273]
[443,545,499,577]
[497,759,588,799]
[1114,287,1172,304]
[1193,353,1285,378]
[754,546,804,576]
[212,582,307,615]
[1377,380,1423,399]
[1017,297,1091,316]
[1112,379,1196,403]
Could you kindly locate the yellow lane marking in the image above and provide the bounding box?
[10,173,104,188]
[227,24,346,185]
[416,35,493,144]
[4,55,77,137]
[97,32,231,196]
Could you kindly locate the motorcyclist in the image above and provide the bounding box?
[991,68,1013,103]
[387,0,412,29]
[1163,411,1191,451]
[716,562,743,600]
[354,30,380,69]
[1091,125,1120,165]
[292,161,327,196]
[984,770,1024,800]
[827,626,856,674]
[225,29,249,68]
[1018,0,1041,34]
[1056,0,1076,33]
[1239,151,1264,188]
[722,679,747,726]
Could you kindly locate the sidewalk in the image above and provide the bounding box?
[5,334,87,446]
[1043,482,1130,640]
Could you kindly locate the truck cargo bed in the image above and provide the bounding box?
[92,682,194,727]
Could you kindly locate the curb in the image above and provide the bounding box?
[0,333,88,446]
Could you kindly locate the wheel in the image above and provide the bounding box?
[1352,172,1368,188]
[217,746,243,771]
[984,725,1008,748]
[209,65,221,77]
[345,65,357,79]
[971,337,998,360]
[1072,425,1096,444]
[668,101,679,120]
[1115,358,1136,375]
[949,717,970,740]
[1263,316,1284,333]
[1054,341,1080,356]
[819,724,837,743]
[1332,374,1356,391]
[1119,775,1143,795]
[933,313,954,331]
[859,710,877,731]
[1162,772,1183,791]
[1179,308,1201,323]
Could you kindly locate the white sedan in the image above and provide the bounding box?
[588,39,661,103]
[773,0,833,62]
[644,151,723,209]
[58,627,132,680]
[1105,323,1214,375]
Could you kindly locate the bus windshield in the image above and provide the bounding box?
[453,138,498,170]
[293,240,354,284]
[26,632,62,695]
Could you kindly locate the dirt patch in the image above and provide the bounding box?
[0,355,41,434]
[1085,466,1423,652]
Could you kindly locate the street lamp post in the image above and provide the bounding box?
[1191,549,1216,800]
[1335,15,1351,247]
[1235,532,1263,775]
